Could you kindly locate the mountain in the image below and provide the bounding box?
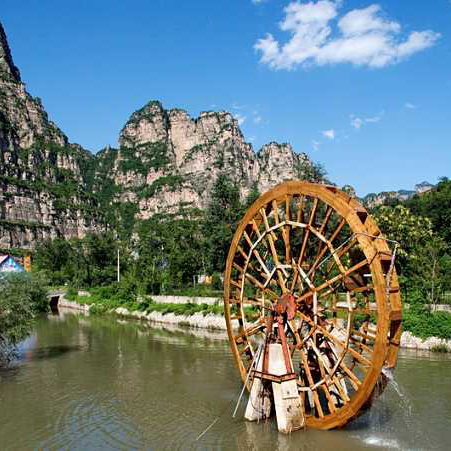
[0,22,99,251]
[92,101,311,219]
[0,22,316,251]
[362,182,435,208]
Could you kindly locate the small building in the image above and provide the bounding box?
[0,255,25,273]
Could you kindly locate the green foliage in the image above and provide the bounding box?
[118,142,171,176]
[138,175,186,199]
[211,273,223,290]
[135,213,205,293]
[403,309,451,340]
[144,301,224,317]
[372,205,434,263]
[244,181,260,208]
[203,173,243,273]
[34,232,122,288]
[0,272,49,362]
[296,159,327,183]
[372,204,450,305]
[406,178,451,242]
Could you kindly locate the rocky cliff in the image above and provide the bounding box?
[0,22,98,250]
[93,101,312,219]
[362,182,435,208]
[0,22,315,250]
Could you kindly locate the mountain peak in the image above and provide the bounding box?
[0,21,21,82]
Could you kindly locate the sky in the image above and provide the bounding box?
[2,0,450,196]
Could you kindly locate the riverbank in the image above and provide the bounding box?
[57,295,451,352]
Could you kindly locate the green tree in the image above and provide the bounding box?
[34,238,76,285]
[134,213,204,293]
[34,232,123,288]
[203,173,242,273]
[0,272,49,363]
[296,160,327,183]
[244,181,260,209]
[372,204,448,305]
[406,178,451,243]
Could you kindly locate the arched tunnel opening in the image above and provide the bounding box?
[49,296,60,314]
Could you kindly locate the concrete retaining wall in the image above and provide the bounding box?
[58,297,92,313]
[149,295,221,306]
[400,331,451,352]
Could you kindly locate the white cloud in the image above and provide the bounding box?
[233,113,246,125]
[365,111,384,122]
[255,1,440,70]
[322,129,335,139]
[254,115,262,124]
[405,102,416,109]
[252,0,266,4]
[312,139,320,150]
[350,111,384,129]
[350,116,363,129]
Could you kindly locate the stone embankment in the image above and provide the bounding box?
[114,307,236,330]
[150,295,220,306]
[400,331,451,352]
[56,294,451,351]
[58,297,92,313]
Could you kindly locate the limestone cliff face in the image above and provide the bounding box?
[103,101,311,218]
[0,22,97,250]
[362,182,435,209]
[0,21,316,250]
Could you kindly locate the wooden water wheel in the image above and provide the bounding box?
[224,181,402,430]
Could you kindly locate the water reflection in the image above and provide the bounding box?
[0,312,449,450]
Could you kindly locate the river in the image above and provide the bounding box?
[0,310,450,450]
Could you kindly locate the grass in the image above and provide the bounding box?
[64,289,141,315]
[63,286,261,321]
[430,344,449,353]
[161,284,223,298]
[144,301,224,317]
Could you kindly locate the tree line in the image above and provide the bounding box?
[371,177,451,307]
[33,173,259,297]
[32,175,451,310]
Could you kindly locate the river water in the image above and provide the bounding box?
[0,310,450,450]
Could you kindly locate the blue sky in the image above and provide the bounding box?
[2,0,450,196]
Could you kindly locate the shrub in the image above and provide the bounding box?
[403,309,451,340]
[0,271,49,362]
[212,273,223,291]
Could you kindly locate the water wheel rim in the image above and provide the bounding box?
[223,181,402,430]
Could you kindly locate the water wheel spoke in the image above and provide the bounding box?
[299,349,325,418]
[243,272,279,300]
[243,318,266,337]
[287,320,303,354]
[318,205,333,235]
[321,337,362,391]
[297,198,318,267]
[296,195,305,223]
[348,335,374,354]
[314,360,338,413]
[260,209,287,293]
[351,329,376,342]
[310,218,347,277]
[307,339,343,411]
[297,312,372,367]
[299,260,369,305]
